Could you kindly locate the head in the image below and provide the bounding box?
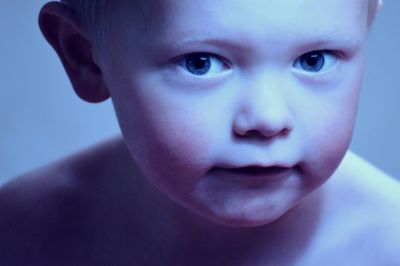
[39,0,382,226]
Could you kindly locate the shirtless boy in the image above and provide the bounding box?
[1,0,399,265]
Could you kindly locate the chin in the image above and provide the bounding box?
[207,213,285,228]
[195,203,293,228]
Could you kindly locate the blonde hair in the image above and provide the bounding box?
[60,0,110,36]
[61,0,381,42]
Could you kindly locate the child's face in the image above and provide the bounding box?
[97,0,368,226]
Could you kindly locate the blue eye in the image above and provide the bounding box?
[293,51,337,73]
[179,53,227,76]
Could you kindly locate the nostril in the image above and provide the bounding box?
[234,129,272,141]
[280,128,292,137]
[232,106,294,139]
[245,129,267,138]
[234,125,292,140]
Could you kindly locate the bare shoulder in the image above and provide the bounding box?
[0,136,141,265]
[317,151,400,264]
[0,136,127,218]
[334,150,400,209]
[0,152,86,265]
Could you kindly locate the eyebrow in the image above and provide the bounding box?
[303,32,364,48]
[168,38,251,54]
[164,32,364,54]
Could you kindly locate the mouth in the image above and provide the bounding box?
[227,166,290,176]
[208,165,294,182]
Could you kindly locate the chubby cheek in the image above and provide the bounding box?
[121,100,221,203]
[302,118,353,184]
[300,83,361,187]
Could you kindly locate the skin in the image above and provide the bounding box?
[97,0,368,226]
[1,0,399,265]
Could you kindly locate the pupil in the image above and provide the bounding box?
[186,53,211,75]
[306,54,318,66]
[301,52,324,72]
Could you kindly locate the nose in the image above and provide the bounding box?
[233,76,294,139]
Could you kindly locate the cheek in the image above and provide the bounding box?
[299,77,362,184]
[119,98,220,197]
[108,70,234,201]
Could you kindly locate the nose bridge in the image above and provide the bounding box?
[248,71,287,110]
[234,70,294,137]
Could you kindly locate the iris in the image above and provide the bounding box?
[184,53,211,75]
[298,51,325,72]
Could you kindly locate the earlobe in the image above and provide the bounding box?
[38,2,109,103]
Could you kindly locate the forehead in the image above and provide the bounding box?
[110,0,368,51]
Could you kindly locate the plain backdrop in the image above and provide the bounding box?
[0,1,399,185]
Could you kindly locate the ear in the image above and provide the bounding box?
[38,2,109,103]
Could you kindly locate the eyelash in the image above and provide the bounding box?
[174,50,340,77]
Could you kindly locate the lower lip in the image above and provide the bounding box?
[209,166,294,183]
